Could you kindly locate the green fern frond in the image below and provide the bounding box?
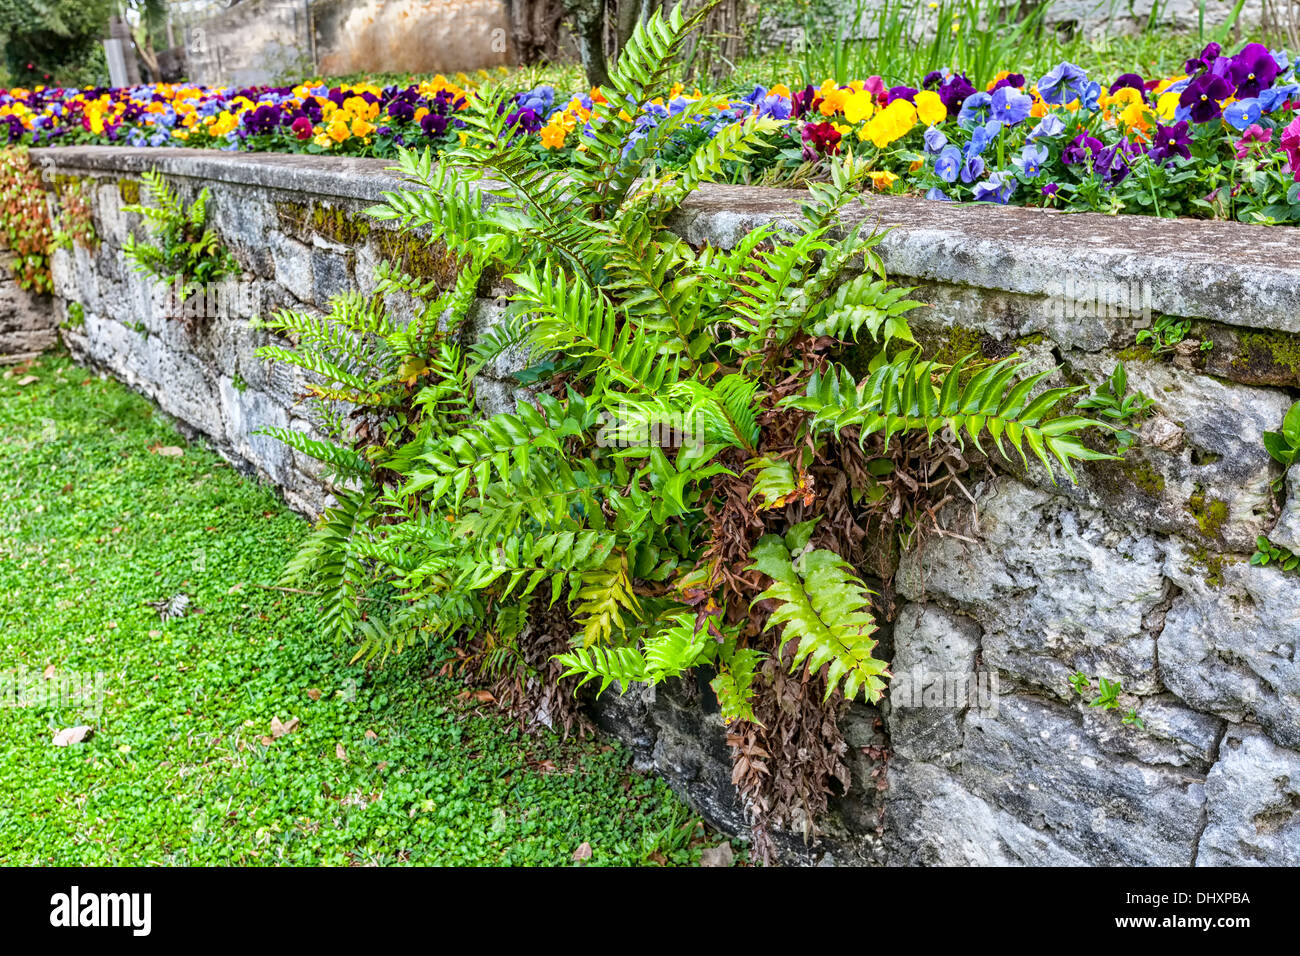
[744,455,797,509]
[783,351,1116,482]
[748,536,889,703]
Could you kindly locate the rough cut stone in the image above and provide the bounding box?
[1198,727,1300,865]
[961,694,1206,866]
[897,478,1165,696]
[0,260,56,362]
[1271,469,1300,555]
[1161,539,1300,750]
[886,758,1086,866]
[885,603,982,767]
[1051,354,1289,552]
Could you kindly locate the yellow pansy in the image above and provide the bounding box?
[842,89,876,124]
[327,117,351,143]
[209,111,238,137]
[914,89,946,125]
[1156,90,1181,120]
[344,95,379,120]
[540,121,567,149]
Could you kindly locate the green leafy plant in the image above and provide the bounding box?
[255,4,1112,855]
[1136,315,1212,357]
[0,147,54,294]
[1251,535,1300,572]
[121,169,240,302]
[1262,400,1300,491]
[1075,362,1155,454]
[50,177,98,252]
[1069,670,1144,729]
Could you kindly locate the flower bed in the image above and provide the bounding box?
[2,41,1299,226]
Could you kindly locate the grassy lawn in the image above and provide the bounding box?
[0,351,717,866]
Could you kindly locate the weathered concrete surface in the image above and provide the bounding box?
[0,255,55,363]
[27,145,1300,866]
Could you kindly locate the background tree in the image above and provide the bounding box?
[0,0,114,85]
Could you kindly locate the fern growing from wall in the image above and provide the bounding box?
[254,1,1113,856]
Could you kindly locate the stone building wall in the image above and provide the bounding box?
[184,0,509,86]
[26,145,1300,865]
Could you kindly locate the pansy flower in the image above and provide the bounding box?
[1223,97,1263,131]
[1228,43,1279,99]
[973,170,1016,203]
[990,85,1032,125]
[1148,120,1192,163]
[1036,62,1089,105]
[1179,73,1232,122]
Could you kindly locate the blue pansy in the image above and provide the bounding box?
[1016,143,1049,177]
[1027,113,1065,140]
[934,145,961,182]
[965,119,1001,156]
[973,171,1016,203]
[923,125,948,153]
[957,91,992,128]
[960,153,986,183]
[925,187,951,201]
[1260,84,1299,113]
[1037,62,1088,105]
[1224,97,1263,130]
[990,85,1032,125]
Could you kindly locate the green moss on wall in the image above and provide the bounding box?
[1126,460,1166,498]
[1187,547,1230,587]
[929,325,987,367]
[1231,330,1300,385]
[118,178,140,205]
[1185,484,1229,540]
[275,200,371,246]
[1115,344,1153,363]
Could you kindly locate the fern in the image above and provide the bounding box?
[121,169,239,297]
[253,11,1115,837]
[748,535,890,704]
[784,351,1116,481]
[744,456,797,509]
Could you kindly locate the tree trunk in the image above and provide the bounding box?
[505,0,567,64]
[567,0,611,89]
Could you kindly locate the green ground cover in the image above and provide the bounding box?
[0,351,722,866]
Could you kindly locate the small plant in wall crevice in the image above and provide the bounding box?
[121,169,240,308]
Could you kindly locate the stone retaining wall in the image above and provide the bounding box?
[27,145,1300,865]
[0,255,53,364]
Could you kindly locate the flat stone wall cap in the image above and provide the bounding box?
[29,146,404,204]
[30,146,1300,332]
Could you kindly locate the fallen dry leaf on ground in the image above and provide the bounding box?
[700,843,735,867]
[270,716,300,738]
[336,742,347,761]
[52,726,92,747]
[149,444,184,457]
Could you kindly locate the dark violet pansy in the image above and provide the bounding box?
[1179,73,1232,122]
[1148,121,1192,163]
[1228,43,1279,99]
